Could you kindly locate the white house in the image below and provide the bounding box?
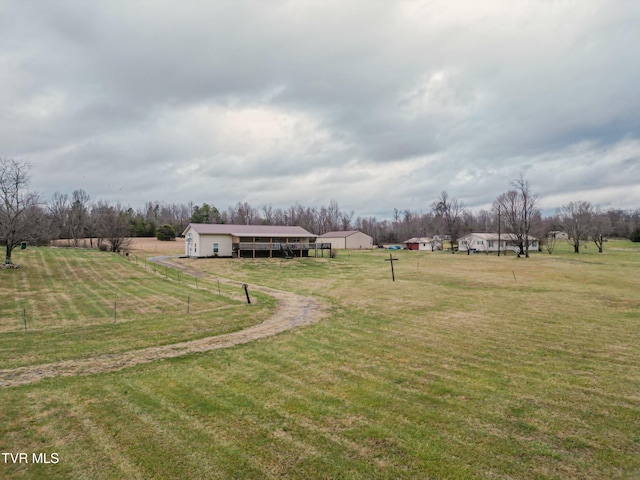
[403,237,442,251]
[318,230,373,249]
[548,230,569,240]
[181,224,320,258]
[458,233,539,254]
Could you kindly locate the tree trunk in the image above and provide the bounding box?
[5,244,12,264]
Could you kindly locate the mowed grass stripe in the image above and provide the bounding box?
[58,250,126,323]
[81,255,239,320]
[56,391,145,480]
[164,362,397,478]
[0,248,270,369]
[231,323,454,472]
[80,253,192,318]
[118,378,272,479]
[19,248,239,328]
[1,244,638,478]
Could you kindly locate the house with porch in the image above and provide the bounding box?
[181,224,330,258]
[458,233,539,254]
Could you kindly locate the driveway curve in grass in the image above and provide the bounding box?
[0,257,326,387]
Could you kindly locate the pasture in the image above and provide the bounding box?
[0,247,272,370]
[1,240,639,479]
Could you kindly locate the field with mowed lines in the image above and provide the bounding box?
[1,241,639,479]
[0,247,273,370]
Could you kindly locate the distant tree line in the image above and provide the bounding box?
[1,158,639,264]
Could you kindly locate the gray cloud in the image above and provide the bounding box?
[1,0,638,219]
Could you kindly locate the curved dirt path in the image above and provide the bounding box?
[0,257,326,388]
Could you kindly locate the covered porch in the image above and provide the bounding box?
[233,240,332,258]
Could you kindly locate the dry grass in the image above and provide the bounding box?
[127,237,185,255]
[50,237,186,256]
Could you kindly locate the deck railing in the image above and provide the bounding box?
[233,242,332,250]
[232,242,332,257]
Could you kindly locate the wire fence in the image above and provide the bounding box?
[1,247,260,334]
[0,294,244,333]
[1,256,248,333]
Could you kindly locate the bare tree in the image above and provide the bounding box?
[93,202,132,252]
[432,191,465,253]
[261,203,274,224]
[0,158,40,264]
[69,189,91,246]
[21,204,53,246]
[558,201,593,253]
[537,216,558,254]
[340,209,354,231]
[494,174,539,257]
[228,202,258,225]
[589,208,610,253]
[544,232,558,254]
[49,192,70,240]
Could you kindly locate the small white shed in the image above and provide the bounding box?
[403,237,442,251]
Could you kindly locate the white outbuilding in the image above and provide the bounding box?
[403,237,442,251]
[318,230,373,249]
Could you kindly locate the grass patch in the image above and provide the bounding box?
[0,248,272,368]
[1,242,639,478]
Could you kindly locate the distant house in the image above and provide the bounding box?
[458,233,539,254]
[403,237,442,251]
[318,230,373,249]
[548,230,569,240]
[181,224,324,258]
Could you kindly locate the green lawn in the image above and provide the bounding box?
[0,248,272,369]
[1,242,639,479]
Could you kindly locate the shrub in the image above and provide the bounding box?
[630,226,640,243]
[156,224,177,241]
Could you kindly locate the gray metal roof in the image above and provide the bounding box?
[318,230,362,238]
[404,237,437,244]
[183,224,316,238]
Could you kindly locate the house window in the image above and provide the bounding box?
[477,240,484,245]
[488,241,494,248]
[213,243,219,254]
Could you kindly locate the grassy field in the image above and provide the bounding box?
[1,240,639,479]
[0,247,273,369]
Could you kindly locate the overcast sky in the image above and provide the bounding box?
[2,0,638,219]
